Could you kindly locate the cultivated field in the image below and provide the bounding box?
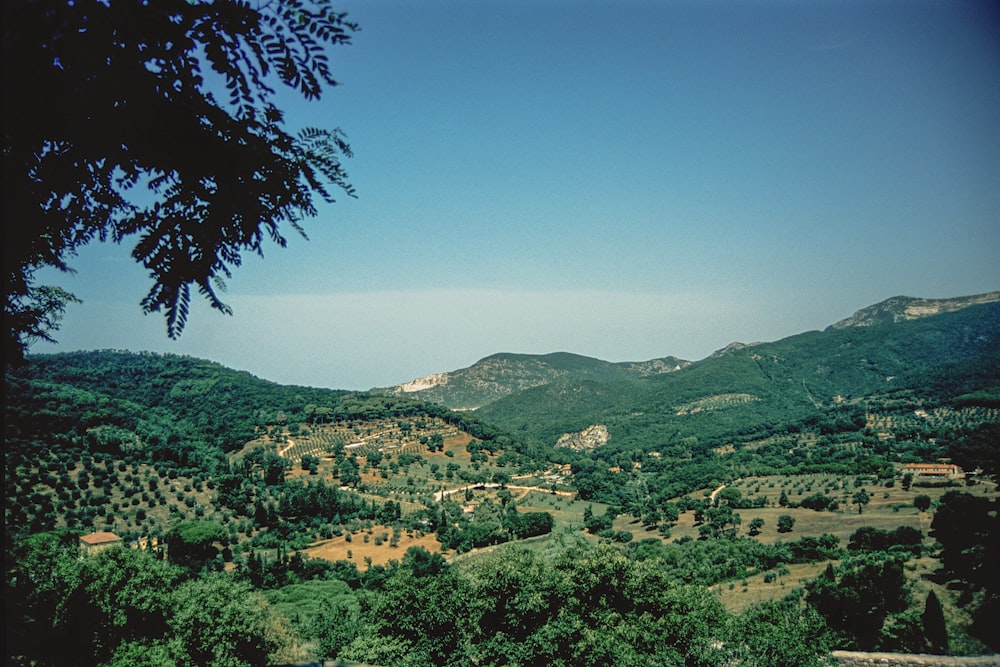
[646,473,997,547]
[303,529,447,568]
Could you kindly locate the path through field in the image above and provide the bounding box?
[709,482,727,504]
[276,438,298,457]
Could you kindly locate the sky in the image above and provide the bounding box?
[33,0,1000,390]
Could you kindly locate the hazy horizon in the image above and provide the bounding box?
[33,0,1000,390]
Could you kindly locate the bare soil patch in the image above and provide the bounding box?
[303,528,449,568]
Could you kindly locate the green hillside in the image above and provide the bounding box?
[477,301,1000,452]
[381,351,689,410]
[4,350,545,537]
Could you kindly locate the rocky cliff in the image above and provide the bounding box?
[828,292,1000,330]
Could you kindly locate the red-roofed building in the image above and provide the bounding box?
[79,531,123,556]
[902,463,961,478]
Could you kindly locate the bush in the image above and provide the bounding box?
[847,526,923,555]
[800,493,836,512]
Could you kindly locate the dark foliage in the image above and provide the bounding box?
[806,552,911,650]
[4,0,357,358]
[847,526,923,555]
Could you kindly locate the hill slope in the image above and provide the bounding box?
[381,351,689,410]
[475,298,1000,451]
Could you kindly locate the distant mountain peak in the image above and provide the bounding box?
[827,292,1000,330]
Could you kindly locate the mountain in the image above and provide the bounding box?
[381,351,689,410]
[826,291,1000,330]
[473,296,1000,451]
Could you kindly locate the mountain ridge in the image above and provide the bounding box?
[475,296,1000,450]
[381,351,690,410]
[826,291,1000,330]
[383,292,998,411]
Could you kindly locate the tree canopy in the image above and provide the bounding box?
[2,0,357,359]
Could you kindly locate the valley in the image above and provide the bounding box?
[4,293,1000,666]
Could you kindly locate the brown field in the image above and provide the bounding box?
[303,528,450,568]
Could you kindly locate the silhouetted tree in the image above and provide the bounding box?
[922,590,948,654]
[3,0,357,359]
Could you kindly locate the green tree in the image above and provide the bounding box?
[901,472,914,491]
[725,598,832,667]
[401,545,448,578]
[104,638,182,667]
[464,545,562,664]
[340,634,420,667]
[661,502,680,526]
[170,574,297,667]
[748,517,765,536]
[931,491,993,581]
[624,558,730,665]
[706,504,741,537]
[350,565,470,666]
[505,509,555,539]
[301,454,320,474]
[312,596,360,661]
[716,486,742,507]
[166,520,226,572]
[777,514,796,533]
[66,547,182,664]
[583,507,614,535]
[5,531,92,664]
[853,489,870,514]
[913,494,932,512]
[806,552,911,650]
[4,0,357,358]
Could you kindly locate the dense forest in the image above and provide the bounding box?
[5,299,1000,666]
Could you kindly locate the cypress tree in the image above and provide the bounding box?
[922,590,948,654]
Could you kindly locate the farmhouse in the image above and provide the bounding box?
[902,462,962,478]
[79,531,123,556]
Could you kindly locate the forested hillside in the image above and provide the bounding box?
[478,300,1000,448]
[4,350,541,537]
[5,299,1000,666]
[382,351,690,410]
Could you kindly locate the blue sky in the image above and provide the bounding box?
[35,0,1000,390]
